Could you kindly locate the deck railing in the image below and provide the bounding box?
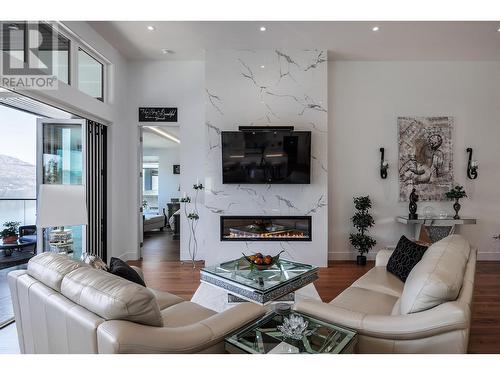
[0,199,36,227]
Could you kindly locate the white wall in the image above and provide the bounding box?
[329,61,500,260]
[127,60,205,260]
[41,26,499,265]
[143,146,181,210]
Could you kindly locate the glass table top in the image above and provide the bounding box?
[201,258,318,292]
[226,310,357,354]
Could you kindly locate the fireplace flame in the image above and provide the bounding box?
[226,232,308,239]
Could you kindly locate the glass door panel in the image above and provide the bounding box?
[37,119,86,259]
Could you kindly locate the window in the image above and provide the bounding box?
[1,22,26,67]
[2,22,107,101]
[78,48,104,101]
[35,23,70,84]
[1,22,70,83]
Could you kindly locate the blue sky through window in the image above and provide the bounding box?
[0,105,38,165]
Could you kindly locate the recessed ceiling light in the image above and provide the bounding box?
[260,65,265,69]
[161,49,174,54]
[372,26,380,32]
[260,26,266,32]
[497,28,500,32]
[147,25,155,31]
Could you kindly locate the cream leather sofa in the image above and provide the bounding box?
[295,235,476,353]
[8,253,265,354]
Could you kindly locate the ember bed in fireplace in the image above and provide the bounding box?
[220,216,311,241]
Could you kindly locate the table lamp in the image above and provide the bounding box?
[37,184,87,253]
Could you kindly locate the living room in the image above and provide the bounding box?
[1,0,500,372]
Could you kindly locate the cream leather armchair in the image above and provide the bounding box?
[294,235,476,353]
[8,253,265,354]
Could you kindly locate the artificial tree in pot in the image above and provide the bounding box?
[349,196,376,265]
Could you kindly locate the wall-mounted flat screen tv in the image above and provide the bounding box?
[221,130,311,184]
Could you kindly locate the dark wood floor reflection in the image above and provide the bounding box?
[128,259,500,354]
[142,229,180,262]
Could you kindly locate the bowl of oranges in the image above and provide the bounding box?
[242,251,284,270]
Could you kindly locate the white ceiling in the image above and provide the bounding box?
[89,21,500,61]
[142,127,180,149]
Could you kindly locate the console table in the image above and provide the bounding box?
[396,216,477,243]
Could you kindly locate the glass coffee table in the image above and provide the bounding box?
[200,258,319,305]
[225,310,357,354]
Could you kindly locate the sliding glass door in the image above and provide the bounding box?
[37,119,86,259]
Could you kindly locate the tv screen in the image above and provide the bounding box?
[222,130,311,184]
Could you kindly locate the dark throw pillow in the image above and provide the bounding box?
[386,235,428,282]
[108,257,146,287]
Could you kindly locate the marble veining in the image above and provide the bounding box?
[303,50,327,71]
[206,89,224,115]
[275,195,300,210]
[204,49,328,266]
[305,194,327,215]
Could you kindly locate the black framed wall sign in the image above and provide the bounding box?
[173,165,180,174]
[139,107,178,122]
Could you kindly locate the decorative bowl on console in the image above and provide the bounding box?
[242,250,284,270]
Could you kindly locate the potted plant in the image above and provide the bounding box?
[349,196,376,265]
[1,221,20,256]
[445,185,467,219]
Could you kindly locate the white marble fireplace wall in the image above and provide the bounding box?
[203,49,328,266]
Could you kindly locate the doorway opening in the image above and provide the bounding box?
[0,95,82,327]
[139,125,181,262]
[0,88,107,328]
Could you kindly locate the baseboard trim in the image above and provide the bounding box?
[115,251,139,262]
[329,252,377,261]
[477,252,500,261]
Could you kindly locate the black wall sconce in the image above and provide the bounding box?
[380,148,388,179]
[466,148,478,179]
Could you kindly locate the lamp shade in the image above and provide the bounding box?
[37,184,88,228]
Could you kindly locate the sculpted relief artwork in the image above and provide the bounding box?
[398,116,454,201]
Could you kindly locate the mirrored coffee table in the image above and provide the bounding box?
[200,258,319,305]
[225,310,357,354]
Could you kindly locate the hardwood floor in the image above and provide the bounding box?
[142,229,180,262]
[0,257,497,353]
[128,259,500,354]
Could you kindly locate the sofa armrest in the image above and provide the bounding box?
[294,300,365,331]
[360,302,468,340]
[375,248,394,267]
[198,302,265,338]
[294,300,468,341]
[97,302,265,353]
[97,320,214,353]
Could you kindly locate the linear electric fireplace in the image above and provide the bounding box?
[220,216,311,241]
